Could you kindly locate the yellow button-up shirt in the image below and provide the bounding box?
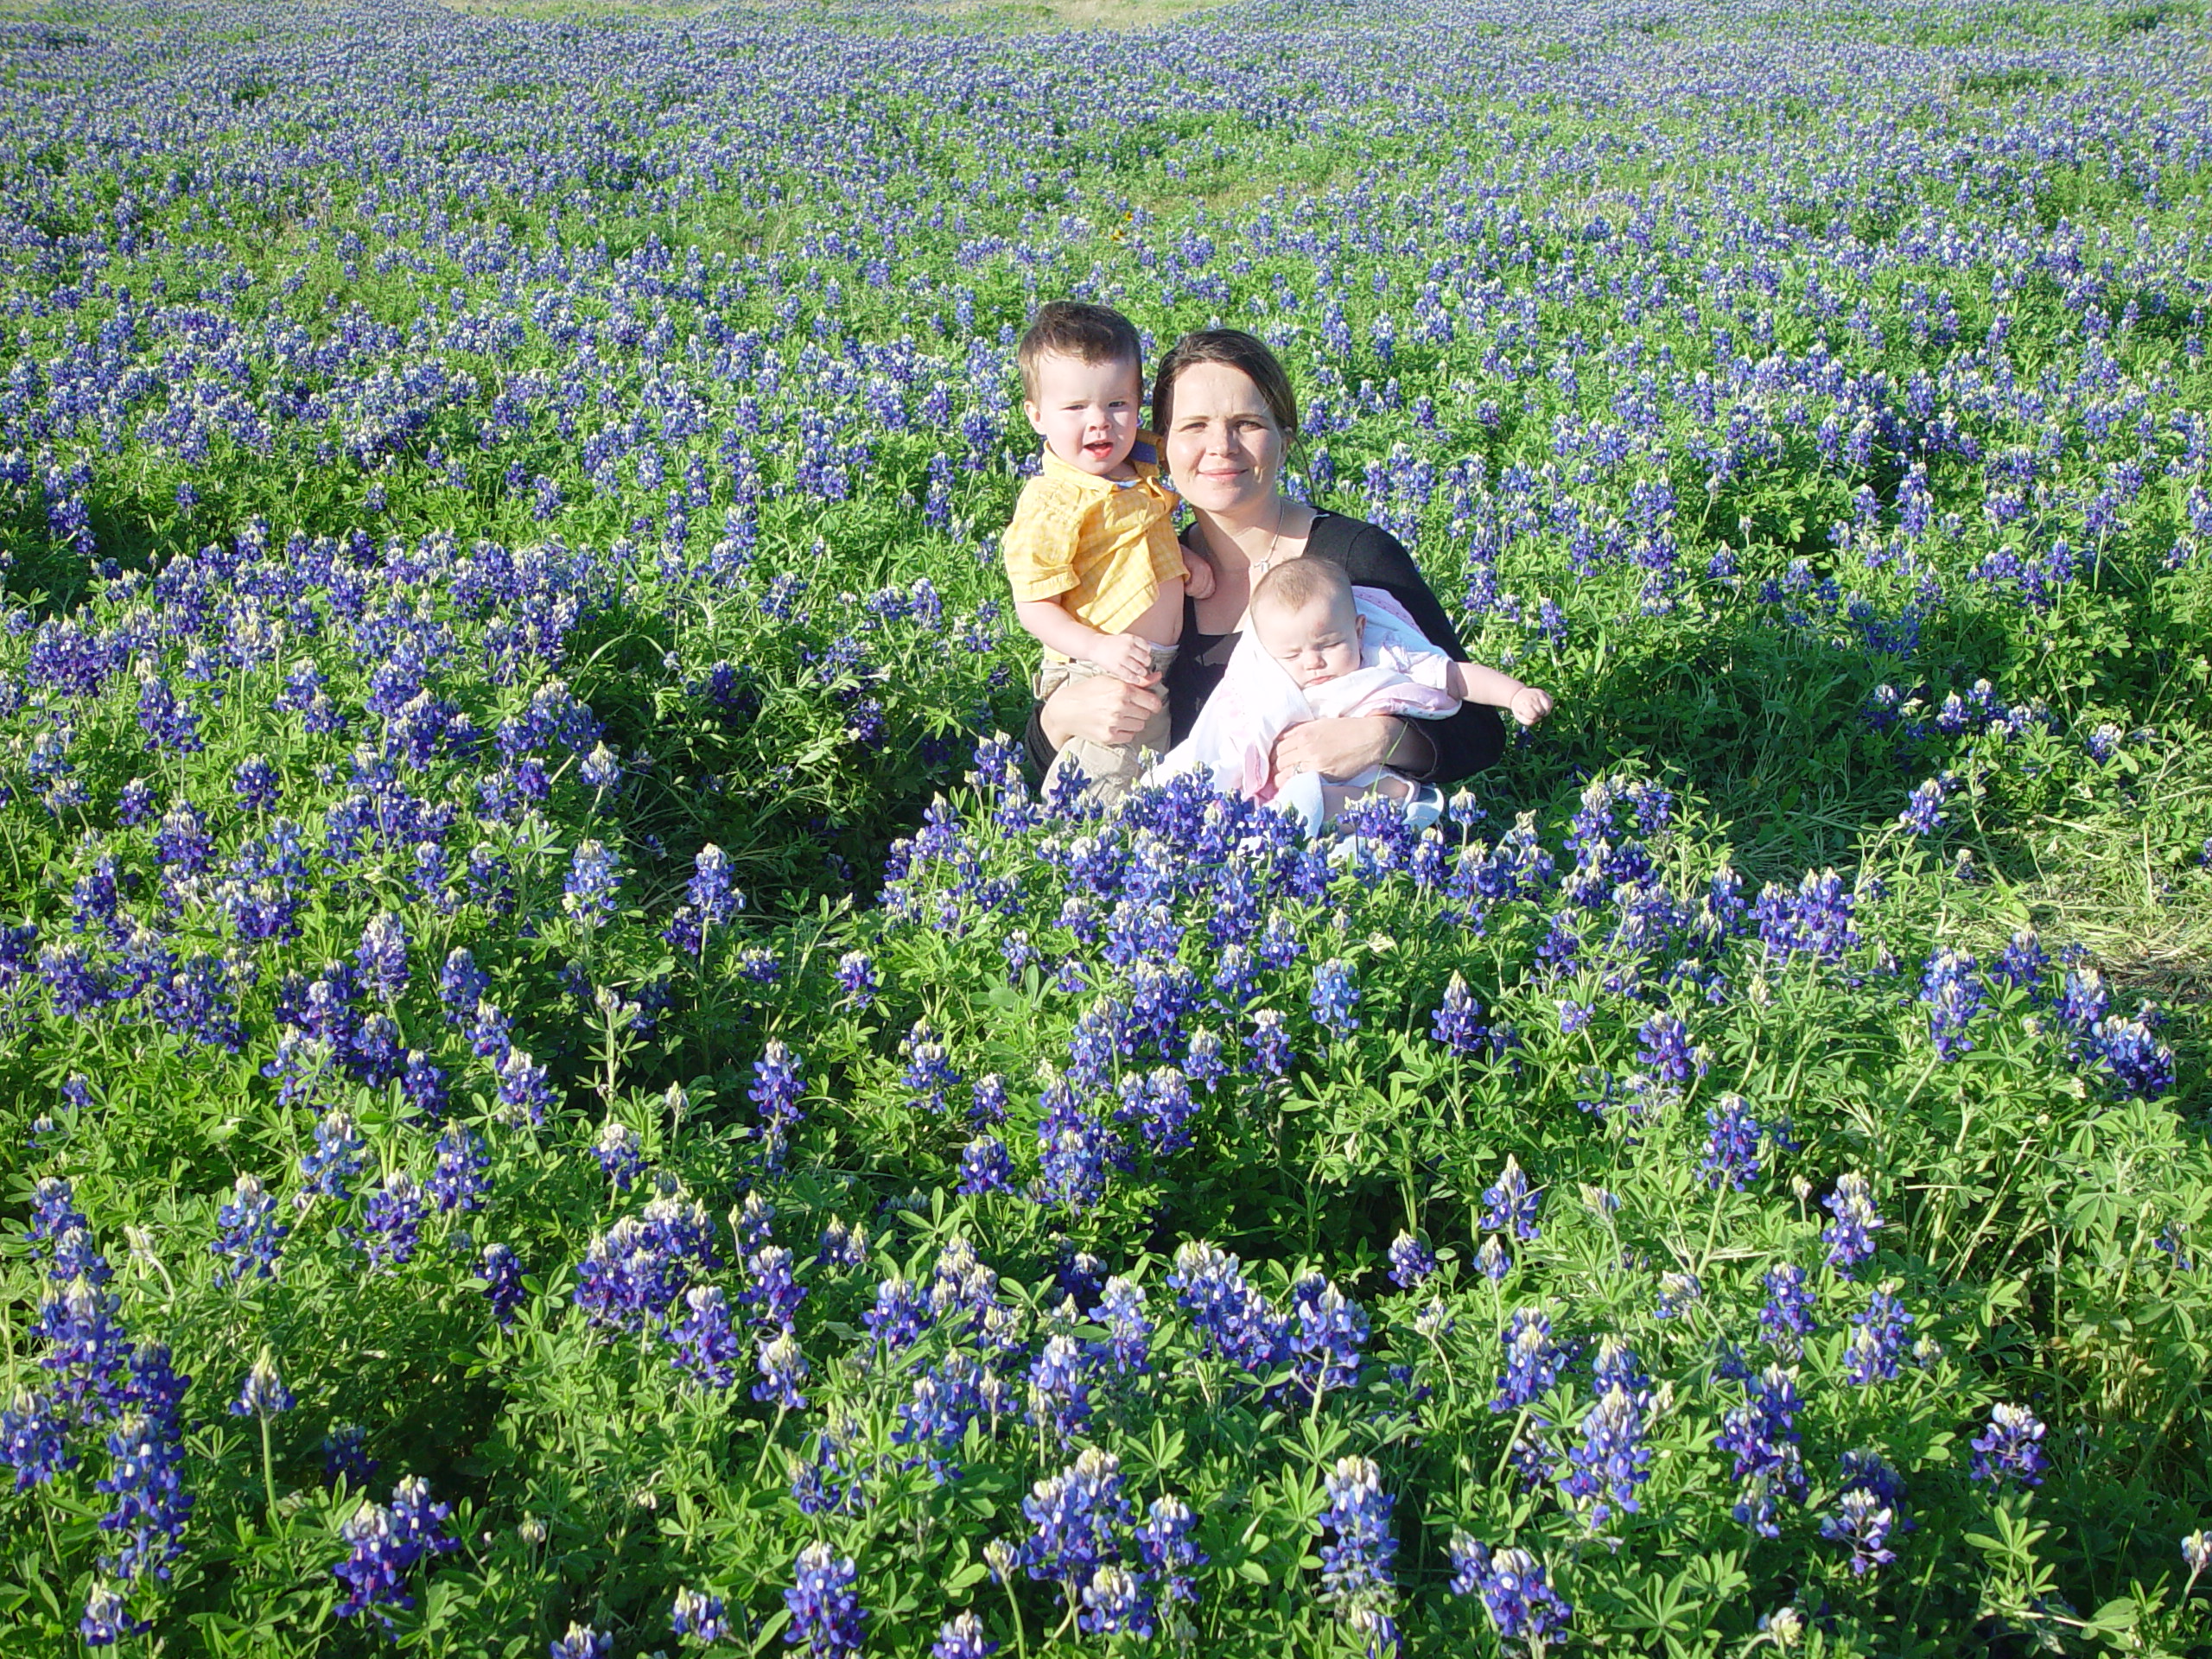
[1001,437,1185,649]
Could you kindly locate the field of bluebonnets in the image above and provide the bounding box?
[2,0,2210,1650]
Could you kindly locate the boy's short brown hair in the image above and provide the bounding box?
[1018,301,1142,399]
[1251,555,1353,618]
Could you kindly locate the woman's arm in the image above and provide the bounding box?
[1022,671,1166,772]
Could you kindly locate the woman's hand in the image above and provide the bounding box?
[1039,669,1166,751]
[1270,715,1412,783]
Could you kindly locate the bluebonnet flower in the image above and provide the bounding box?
[1482,1156,1541,1241]
[1758,1265,1816,1356]
[400,1051,449,1120]
[863,1275,930,1356]
[2183,1531,2212,1582]
[592,1122,645,1190]
[740,1246,808,1333]
[969,1073,1008,1125]
[349,913,408,1005]
[1168,1242,1288,1374]
[1561,1382,1649,1529]
[2088,1014,2176,1099]
[1921,948,1985,1059]
[1492,1309,1563,1411]
[322,1425,376,1490]
[438,949,488,1020]
[299,1112,365,1201]
[550,1624,613,1659]
[1844,1287,1914,1385]
[494,1047,556,1128]
[1636,1011,1701,1088]
[480,1243,525,1326]
[753,1332,809,1412]
[430,1126,491,1212]
[1183,1028,1227,1091]
[667,1287,746,1388]
[931,1611,996,1659]
[957,1135,1014,1195]
[1079,1565,1154,1638]
[1701,1092,1764,1189]
[1068,1274,1148,1381]
[1477,1236,1511,1282]
[1717,1367,1807,1537]
[1388,1231,1436,1289]
[1135,1495,1204,1605]
[1128,1065,1198,1156]
[1897,773,1950,835]
[736,945,781,984]
[785,1542,866,1657]
[562,840,622,927]
[1310,958,1360,1039]
[817,1217,868,1270]
[1247,1008,1292,1084]
[1,1389,73,1488]
[1318,1455,1396,1605]
[1022,1447,1131,1588]
[1036,1082,1116,1214]
[1430,972,1486,1053]
[671,1587,730,1643]
[573,1197,718,1335]
[1292,1275,1370,1401]
[359,1171,426,1270]
[1821,1173,1882,1276]
[93,1408,193,1586]
[749,1041,804,1166]
[1212,943,1257,1007]
[79,1580,149,1647]
[835,949,878,1008]
[1821,1487,1898,1576]
[1969,1404,2047,1488]
[229,1353,293,1420]
[1027,1334,1094,1444]
[211,1174,287,1284]
[900,1020,960,1114]
[1446,1537,1572,1646]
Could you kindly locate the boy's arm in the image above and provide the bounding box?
[1014,598,1158,684]
[1443,660,1554,725]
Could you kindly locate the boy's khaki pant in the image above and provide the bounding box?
[1036,645,1178,804]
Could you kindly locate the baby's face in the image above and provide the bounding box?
[1024,351,1142,477]
[1253,593,1363,689]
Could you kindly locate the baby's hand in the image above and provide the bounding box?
[1182,550,1217,601]
[1509,686,1554,727]
[1090,632,1160,686]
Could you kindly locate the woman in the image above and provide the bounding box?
[1027,329,1506,794]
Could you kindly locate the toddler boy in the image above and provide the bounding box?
[1002,301,1212,801]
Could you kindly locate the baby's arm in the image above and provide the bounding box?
[1181,545,1217,601]
[1443,660,1554,726]
[1014,598,1159,685]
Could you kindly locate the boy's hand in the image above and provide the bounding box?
[1509,686,1554,727]
[1089,632,1160,686]
[1183,552,1217,601]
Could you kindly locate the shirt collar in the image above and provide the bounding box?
[1039,439,1163,494]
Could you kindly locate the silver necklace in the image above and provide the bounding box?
[1246,495,1287,582]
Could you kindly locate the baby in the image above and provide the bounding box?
[1001,300,1214,802]
[1160,556,1552,831]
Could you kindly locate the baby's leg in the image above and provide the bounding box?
[1319,765,1395,823]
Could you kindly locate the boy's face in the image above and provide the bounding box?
[1024,351,1142,477]
[1252,591,1363,690]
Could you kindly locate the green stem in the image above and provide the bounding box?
[258,1412,278,1517]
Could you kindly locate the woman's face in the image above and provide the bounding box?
[1160,360,1288,519]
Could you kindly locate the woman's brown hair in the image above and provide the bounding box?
[1149,329,1300,439]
